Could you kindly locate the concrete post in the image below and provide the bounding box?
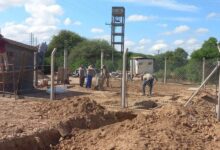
[202,57,205,84]
[64,48,67,69]
[33,52,38,87]
[101,49,104,75]
[122,48,128,108]
[217,61,220,121]
[131,59,133,80]
[64,48,67,81]
[164,57,167,84]
[50,48,57,100]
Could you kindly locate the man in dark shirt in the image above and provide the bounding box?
[0,34,8,71]
[78,65,86,87]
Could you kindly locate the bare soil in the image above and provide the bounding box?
[0,77,220,150]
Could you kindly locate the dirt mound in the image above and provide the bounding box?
[0,98,105,144]
[55,103,220,150]
[32,97,105,120]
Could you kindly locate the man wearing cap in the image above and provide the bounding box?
[142,73,157,96]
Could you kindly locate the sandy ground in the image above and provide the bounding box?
[0,77,220,150]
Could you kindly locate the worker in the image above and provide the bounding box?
[86,65,95,88]
[94,73,104,90]
[142,73,157,96]
[102,65,110,87]
[78,65,86,87]
[0,34,8,71]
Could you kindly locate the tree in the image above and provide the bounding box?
[68,40,118,70]
[46,30,85,57]
[191,37,219,59]
[44,30,85,71]
[173,47,188,67]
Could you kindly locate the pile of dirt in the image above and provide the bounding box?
[0,97,105,141]
[34,97,105,119]
[0,97,138,150]
[55,102,220,150]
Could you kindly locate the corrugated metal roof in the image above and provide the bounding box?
[131,57,153,60]
[4,38,37,52]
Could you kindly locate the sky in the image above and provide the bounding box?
[0,0,220,55]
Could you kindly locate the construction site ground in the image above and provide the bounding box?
[0,77,220,150]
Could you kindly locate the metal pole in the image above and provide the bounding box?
[121,48,128,108]
[217,61,220,121]
[33,52,38,87]
[184,64,219,107]
[50,48,57,100]
[164,57,167,84]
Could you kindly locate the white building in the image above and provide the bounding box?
[130,57,154,76]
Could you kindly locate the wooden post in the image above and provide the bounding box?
[164,57,167,84]
[50,48,57,100]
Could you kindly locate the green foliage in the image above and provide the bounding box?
[185,59,202,82]
[47,30,85,55]
[68,40,116,70]
[45,30,219,84]
[191,37,219,59]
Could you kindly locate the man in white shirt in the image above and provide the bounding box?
[142,73,157,96]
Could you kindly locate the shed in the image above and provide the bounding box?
[130,57,154,76]
[0,37,37,94]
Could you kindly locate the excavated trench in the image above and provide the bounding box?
[134,100,158,109]
[0,111,137,150]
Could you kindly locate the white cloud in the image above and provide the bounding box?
[174,40,184,46]
[165,17,195,22]
[64,18,81,26]
[64,18,72,26]
[117,0,198,12]
[0,0,27,11]
[174,25,190,33]
[195,28,209,34]
[91,28,104,33]
[139,38,151,45]
[151,40,168,51]
[206,12,220,19]
[127,14,156,22]
[1,0,63,43]
[125,40,135,47]
[135,45,145,51]
[187,38,197,45]
[163,25,190,35]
